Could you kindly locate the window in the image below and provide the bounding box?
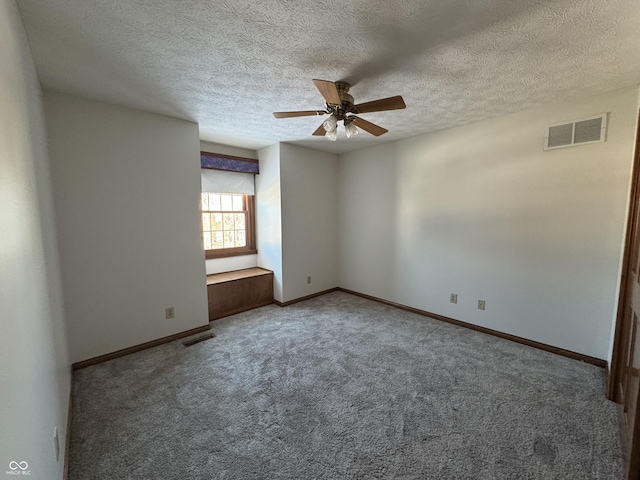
[200,151,258,259]
[201,192,256,259]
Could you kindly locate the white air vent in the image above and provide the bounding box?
[544,113,607,150]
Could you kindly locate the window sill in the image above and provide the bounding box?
[205,248,258,260]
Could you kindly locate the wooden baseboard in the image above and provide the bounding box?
[209,300,274,321]
[337,288,607,368]
[274,288,339,307]
[72,324,211,370]
[63,370,73,480]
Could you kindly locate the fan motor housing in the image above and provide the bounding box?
[335,81,354,110]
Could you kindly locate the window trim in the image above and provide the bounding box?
[203,194,257,260]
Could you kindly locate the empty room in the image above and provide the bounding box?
[3,0,640,479]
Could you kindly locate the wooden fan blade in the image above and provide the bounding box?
[352,116,388,136]
[353,96,406,114]
[312,79,341,105]
[312,123,326,136]
[273,110,325,119]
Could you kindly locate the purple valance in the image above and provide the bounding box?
[200,151,259,174]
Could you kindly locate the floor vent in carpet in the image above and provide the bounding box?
[183,333,216,347]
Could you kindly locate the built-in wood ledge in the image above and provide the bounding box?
[206,267,272,285]
[207,268,274,321]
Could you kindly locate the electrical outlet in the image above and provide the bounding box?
[53,427,59,461]
[165,307,175,319]
[450,293,458,304]
[307,276,311,285]
[478,300,486,310]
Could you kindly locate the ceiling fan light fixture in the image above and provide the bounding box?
[344,120,359,139]
[325,128,338,141]
[273,79,404,140]
[322,115,338,133]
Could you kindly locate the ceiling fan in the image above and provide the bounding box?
[273,79,406,141]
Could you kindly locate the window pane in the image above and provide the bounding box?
[201,192,254,254]
[223,231,234,248]
[212,231,223,249]
[232,195,243,212]
[212,213,223,231]
[223,213,234,230]
[221,194,233,211]
[234,213,245,230]
[209,193,221,211]
[203,232,212,250]
[235,230,246,247]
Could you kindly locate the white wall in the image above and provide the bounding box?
[45,93,209,363]
[200,140,258,274]
[280,144,339,302]
[339,87,638,360]
[0,2,70,478]
[205,255,259,275]
[607,87,640,364]
[256,143,284,301]
[200,140,257,160]
[338,141,400,300]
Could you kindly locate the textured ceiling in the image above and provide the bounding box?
[18,0,640,154]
